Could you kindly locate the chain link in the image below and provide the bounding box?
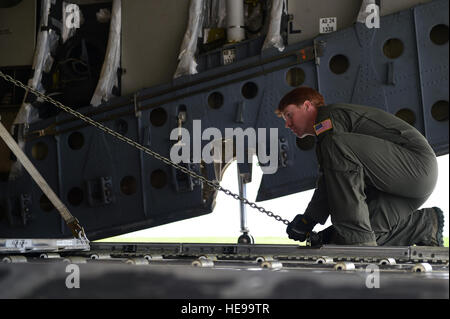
[0,70,290,226]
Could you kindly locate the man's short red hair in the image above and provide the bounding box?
[275,86,325,117]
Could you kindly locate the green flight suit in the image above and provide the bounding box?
[304,103,438,246]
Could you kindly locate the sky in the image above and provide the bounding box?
[121,154,449,239]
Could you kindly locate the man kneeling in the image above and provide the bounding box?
[277,86,444,246]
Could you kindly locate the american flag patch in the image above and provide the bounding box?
[314,119,333,135]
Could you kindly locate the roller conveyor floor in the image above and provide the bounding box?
[0,242,448,299]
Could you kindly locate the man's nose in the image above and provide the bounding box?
[285,120,291,129]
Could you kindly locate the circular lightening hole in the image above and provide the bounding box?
[395,109,416,126]
[296,136,315,151]
[68,187,84,206]
[431,101,449,122]
[151,169,167,189]
[329,54,349,74]
[32,142,48,161]
[150,108,168,127]
[115,119,129,135]
[68,132,84,150]
[40,194,54,212]
[430,24,449,45]
[208,92,224,109]
[120,176,137,195]
[242,82,258,99]
[286,67,306,87]
[383,38,404,59]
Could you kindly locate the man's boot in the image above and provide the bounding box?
[417,207,445,247]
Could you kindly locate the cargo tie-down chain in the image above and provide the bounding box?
[0,70,291,227]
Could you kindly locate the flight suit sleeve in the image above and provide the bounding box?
[304,171,330,225]
[303,106,352,225]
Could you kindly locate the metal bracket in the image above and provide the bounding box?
[278,136,289,168]
[387,62,396,85]
[314,40,326,65]
[235,101,245,123]
[0,238,90,254]
[86,176,114,207]
[142,126,151,146]
[133,92,141,118]
[171,163,200,193]
[19,194,32,226]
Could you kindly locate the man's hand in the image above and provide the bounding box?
[286,214,317,242]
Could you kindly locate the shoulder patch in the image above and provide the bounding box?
[314,118,333,136]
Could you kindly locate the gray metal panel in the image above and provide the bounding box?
[0,0,36,67]
[315,6,432,135]
[121,0,190,96]
[414,0,449,155]
[58,124,144,235]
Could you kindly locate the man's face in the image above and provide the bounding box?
[281,102,314,138]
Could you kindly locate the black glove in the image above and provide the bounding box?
[286,214,317,242]
[309,232,322,247]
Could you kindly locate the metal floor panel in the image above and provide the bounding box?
[0,262,447,299]
[1,242,447,298]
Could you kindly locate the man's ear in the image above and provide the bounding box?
[304,100,312,110]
